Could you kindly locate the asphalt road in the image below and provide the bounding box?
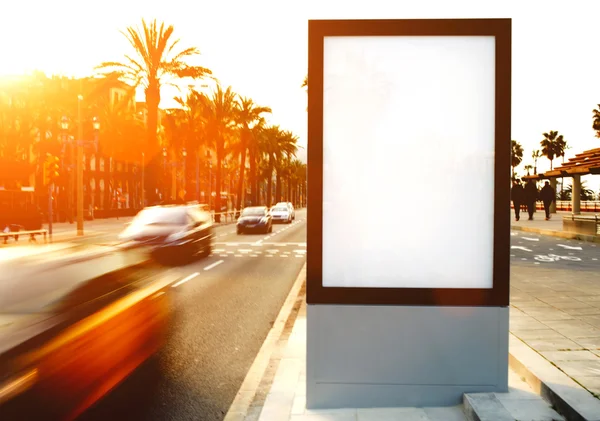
[76,210,307,421]
[511,229,600,271]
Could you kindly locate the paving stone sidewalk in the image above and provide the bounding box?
[511,266,600,399]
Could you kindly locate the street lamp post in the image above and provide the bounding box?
[141,152,145,208]
[195,150,200,202]
[76,95,84,236]
[60,116,69,223]
[162,148,167,200]
[182,148,187,198]
[206,150,212,208]
[91,117,100,219]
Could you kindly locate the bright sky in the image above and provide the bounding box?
[2,0,600,191]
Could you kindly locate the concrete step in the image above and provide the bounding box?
[508,335,600,421]
[464,369,564,421]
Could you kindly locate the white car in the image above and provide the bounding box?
[271,204,292,224]
[275,202,295,220]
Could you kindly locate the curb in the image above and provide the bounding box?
[224,263,307,421]
[508,334,600,421]
[511,225,600,244]
[463,393,514,421]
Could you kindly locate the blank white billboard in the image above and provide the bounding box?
[322,35,496,289]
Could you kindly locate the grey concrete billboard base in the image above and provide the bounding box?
[306,304,509,409]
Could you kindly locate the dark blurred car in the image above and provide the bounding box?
[118,205,213,263]
[236,206,272,234]
[0,243,179,421]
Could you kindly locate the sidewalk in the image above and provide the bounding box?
[230,264,600,421]
[512,210,600,243]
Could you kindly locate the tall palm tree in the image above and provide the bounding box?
[249,118,267,205]
[200,84,238,221]
[261,125,280,207]
[532,149,542,175]
[174,89,209,199]
[235,97,271,213]
[540,130,565,171]
[274,130,298,203]
[511,140,523,180]
[96,19,211,200]
[524,164,533,176]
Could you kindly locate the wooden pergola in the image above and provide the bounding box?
[520,147,600,214]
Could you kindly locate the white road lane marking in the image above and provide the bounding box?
[558,244,583,250]
[511,246,532,252]
[172,272,200,288]
[204,260,224,271]
[522,237,539,241]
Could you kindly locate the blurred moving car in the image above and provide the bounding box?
[271,204,292,224]
[236,206,272,234]
[0,243,179,421]
[118,205,213,263]
[274,202,295,221]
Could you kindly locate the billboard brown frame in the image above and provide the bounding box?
[307,19,511,306]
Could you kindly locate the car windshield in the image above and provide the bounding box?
[132,207,188,226]
[273,207,288,212]
[242,208,265,216]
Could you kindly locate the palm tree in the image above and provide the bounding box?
[261,125,281,207]
[532,150,542,175]
[174,89,209,199]
[248,118,267,205]
[288,158,305,206]
[524,164,533,176]
[563,181,595,201]
[593,104,600,138]
[274,130,298,203]
[200,84,238,221]
[235,97,271,213]
[511,140,523,180]
[540,130,565,171]
[96,19,212,200]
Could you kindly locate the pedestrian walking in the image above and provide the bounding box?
[540,181,556,220]
[511,179,524,221]
[524,179,538,220]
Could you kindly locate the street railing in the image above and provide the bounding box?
[1,229,48,244]
[511,201,600,213]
